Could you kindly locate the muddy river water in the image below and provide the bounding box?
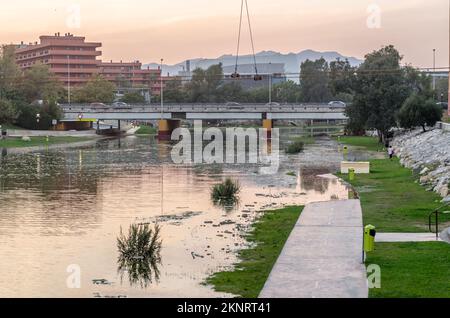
[0,134,349,297]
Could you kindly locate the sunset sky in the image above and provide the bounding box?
[0,0,448,68]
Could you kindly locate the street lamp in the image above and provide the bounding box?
[67,55,71,105]
[432,49,436,91]
[160,58,164,120]
[268,62,272,105]
[36,113,40,124]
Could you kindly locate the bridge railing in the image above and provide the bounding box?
[60,103,346,113]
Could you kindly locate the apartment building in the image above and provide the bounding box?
[14,33,163,95]
[15,32,102,86]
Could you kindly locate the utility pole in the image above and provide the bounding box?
[269,62,272,104]
[67,55,71,104]
[433,49,436,91]
[160,58,164,120]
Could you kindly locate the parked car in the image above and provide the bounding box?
[436,102,448,110]
[328,101,347,108]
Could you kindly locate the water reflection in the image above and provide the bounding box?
[117,223,162,288]
[0,135,350,297]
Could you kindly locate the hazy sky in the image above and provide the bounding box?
[1,0,448,68]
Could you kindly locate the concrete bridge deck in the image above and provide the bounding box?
[60,103,348,121]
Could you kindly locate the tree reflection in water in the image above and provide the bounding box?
[117,223,162,288]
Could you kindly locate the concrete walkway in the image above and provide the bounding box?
[376,233,442,243]
[259,200,368,298]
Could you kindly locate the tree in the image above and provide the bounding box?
[164,78,188,102]
[397,94,442,132]
[186,64,224,102]
[73,74,116,103]
[0,45,20,100]
[299,58,332,102]
[0,98,19,124]
[347,45,412,142]
[329,59,356,99]
[273,80,301,103]
[121,91,146,104]
[18,64,65,103]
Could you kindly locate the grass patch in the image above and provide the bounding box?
[337,136,384,152]
[206,206,303,298]
[0,136,91,149]
[135,125,156,135]
[367,242,450,298]
[341,158,442,232]
[286,171,296,177]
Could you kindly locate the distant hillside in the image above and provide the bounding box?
[144,50,363,77]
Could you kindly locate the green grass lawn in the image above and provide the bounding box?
[337,136,385,152]
[0,136,91,148]
[367,242,450,298]
[341,158,442,232]
[135,125,157,135]
[206,206,303,298]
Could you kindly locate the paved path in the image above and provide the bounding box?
[259,199,368,298]
[376,233,442,243]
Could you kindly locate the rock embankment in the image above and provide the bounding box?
[392,128,450,199]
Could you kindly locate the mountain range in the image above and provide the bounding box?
[144,50,363,77]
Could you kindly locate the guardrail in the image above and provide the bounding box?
[60,103,346,113]
[428,203,450,240]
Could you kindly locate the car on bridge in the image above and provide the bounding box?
[328,101,347,108]
[90,102,109,109]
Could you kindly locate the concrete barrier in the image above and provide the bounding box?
[341,161,370,174]
[437,122,450,132]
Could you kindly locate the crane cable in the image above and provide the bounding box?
[233,0,261,79]
[233,0,244,76]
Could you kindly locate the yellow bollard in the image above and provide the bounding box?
[349,168,355,181]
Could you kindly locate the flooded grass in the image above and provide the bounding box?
[117,223,162,288]
[366,242,450,298]
[206,206,303,298]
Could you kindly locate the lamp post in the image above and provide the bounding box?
[268,62,272,105]
[160,58,164,120]
[433,49,436,92]
[67,55,71,105]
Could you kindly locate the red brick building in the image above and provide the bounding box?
[14,33,163,95]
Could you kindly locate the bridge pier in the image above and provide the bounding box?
[158,119,180,140]
[262,119,273,139]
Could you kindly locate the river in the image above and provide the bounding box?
[0,134,349,297]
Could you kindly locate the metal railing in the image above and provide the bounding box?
[428,203,450,240]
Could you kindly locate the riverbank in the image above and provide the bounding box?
[0,136,93,149]
[392,128,450,199]
[339,135,449,298]
[206,206,303,298]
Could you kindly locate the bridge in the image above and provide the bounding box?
[60,103,347,138]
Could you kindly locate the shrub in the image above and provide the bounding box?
[211,178,241,205]
[117,223,162,287]
[285,140,304,154]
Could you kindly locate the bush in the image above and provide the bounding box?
[397,94,442,132]
[211,178,241,205]
[285,140,304,154]
[117,223,162,287]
